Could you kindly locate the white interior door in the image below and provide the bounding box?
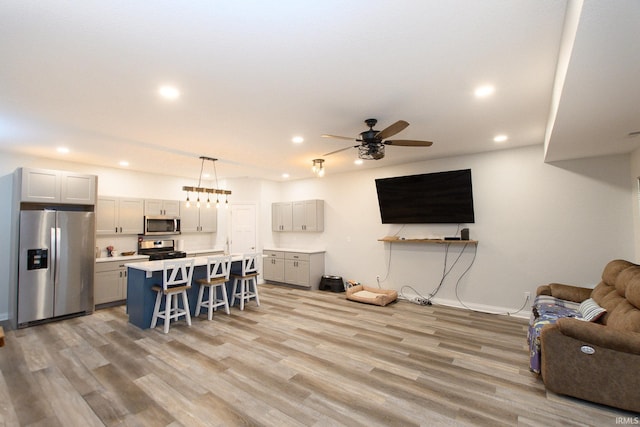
[230,203,257,254]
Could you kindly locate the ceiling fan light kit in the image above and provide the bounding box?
[182,156,231,208]
[323,118,433,160]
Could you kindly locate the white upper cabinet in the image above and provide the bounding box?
[144,199,180,216]
[180,202,217,233]
[273,200,323,232]
[19,167,96,205]
[292,200,324,232]
[272,202,292,231]
[96,197,144,235]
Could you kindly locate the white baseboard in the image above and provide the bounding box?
[400,292,530,320]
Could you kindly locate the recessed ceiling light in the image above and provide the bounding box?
[354,159,363,165]
[474,85,495,98]
[292,136,304,144]
[202,173,211,178]
[493,134,508,143]
[119,161,129,167]
[282,173,290,179]
[158,85,180,100]
[56,147,70,154]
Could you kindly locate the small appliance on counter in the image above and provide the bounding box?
[137,236,187,260]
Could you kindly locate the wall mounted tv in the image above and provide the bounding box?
[375,169,475,224]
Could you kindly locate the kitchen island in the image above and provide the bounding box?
[125,255,242,330]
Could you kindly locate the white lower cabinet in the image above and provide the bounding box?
[263,251,285,282]
[95,259,144,306]
[263,249,325,289]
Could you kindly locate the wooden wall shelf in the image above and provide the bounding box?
[378,237,478,244]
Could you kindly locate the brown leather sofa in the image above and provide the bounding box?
[536,259,640,413]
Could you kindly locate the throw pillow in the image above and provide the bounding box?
[578,298,607,322]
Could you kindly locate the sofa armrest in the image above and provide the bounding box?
[555,318,640,354]
[535,285,551,296]
[539,283,592,303]
[540,323,640,413]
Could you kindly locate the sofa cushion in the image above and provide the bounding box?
[605,300,640,333]
[547,283,591,303]
[615,265,640,297]
[628,276,640,309]
[602,259,636,286]
[577,298,606,322]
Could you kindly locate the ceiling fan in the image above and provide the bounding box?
[322,118,433,160]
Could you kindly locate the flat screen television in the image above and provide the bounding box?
[375,169,475,224]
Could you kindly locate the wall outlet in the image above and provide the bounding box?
[524,291,531,300]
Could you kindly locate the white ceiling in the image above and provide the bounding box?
[1,1,639,182]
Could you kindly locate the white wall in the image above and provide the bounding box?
[1,144,636,320]
[274,145,635,315]
[631,148,640,259]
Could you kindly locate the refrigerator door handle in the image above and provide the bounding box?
[50,227,57,281]
[54,227,61,284]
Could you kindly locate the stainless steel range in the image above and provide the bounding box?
[137,237,187,260]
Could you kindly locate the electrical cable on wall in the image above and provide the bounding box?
[427,241,469,303]
[453,245,528,316]
[377,225,406,287]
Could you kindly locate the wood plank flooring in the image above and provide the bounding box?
[0,284,635,426]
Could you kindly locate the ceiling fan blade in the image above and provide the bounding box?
[323,145,358,156]
[384,139,433,147]
[321,134,355,141]
[376,120,409,140]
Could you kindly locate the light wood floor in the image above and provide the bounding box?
[0,284,634,426]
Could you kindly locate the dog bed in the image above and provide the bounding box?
[346,284,398,306]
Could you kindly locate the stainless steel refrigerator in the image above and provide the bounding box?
[17,209,95,327]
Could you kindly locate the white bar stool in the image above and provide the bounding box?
[230,253,260,310]
[195,255,232,319]
[150,258,195,333]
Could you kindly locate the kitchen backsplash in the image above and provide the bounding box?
[95,233,216,258]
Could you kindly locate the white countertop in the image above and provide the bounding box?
[97,248,223,263]
[263,248,325,254]
[97,255,148,263]
[187,248,225,255]
[125,254,243,278]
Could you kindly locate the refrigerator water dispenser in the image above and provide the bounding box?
[27,249,48,270]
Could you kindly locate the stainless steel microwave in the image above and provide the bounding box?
[144,215,181,235]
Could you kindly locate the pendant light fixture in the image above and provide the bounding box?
[312,158,325,177]
[182,156,231,209]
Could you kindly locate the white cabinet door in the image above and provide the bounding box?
[199,206,217,232]
[264,257,285,282]
[180,203,200,232]
[60,172,96,205]
[292,201,306,231]
[117,198,144,234]
[144,199,180,216]
[284,259,309,287]
[181,203,216,233]
[96,197,119,234]
[162,200,181,217]
[292,200,324,231]
[95,261,134,305]
[20,168,96,204]
[95,269,122,305]
[144,199,164,216]
[97,197,143,235]
[272,202,292,231]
